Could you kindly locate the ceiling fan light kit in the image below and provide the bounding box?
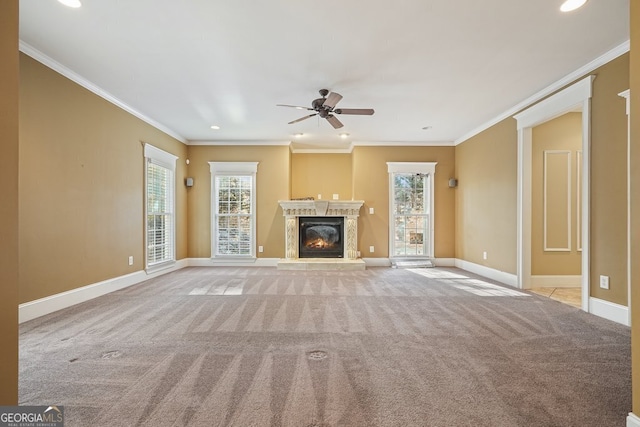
[277,89,374,130]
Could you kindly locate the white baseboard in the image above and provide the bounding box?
[19,259,188,323]
[433,258,456,267]
[454,259,518,288]
[187,257,279,267]
[363,258,392,267]
[628,413,640,427]
[589,297,630,326]
[530,275,582,287]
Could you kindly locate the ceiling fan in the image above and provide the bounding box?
[277,89,374,129]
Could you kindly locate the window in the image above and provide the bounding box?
[387,162,437,259]
[209,162,258,258]
[145,144,177,270]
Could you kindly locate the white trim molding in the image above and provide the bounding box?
[387,162,437,261]
[619,89,632,327]
[514,75,593,312]
[588,297,630,326]
[433,258,456,267]
[209,161,259,260]
[543,150,572,252]
[19,259,188,323]
[363,258,392,267]
[454,259,518,288]
[628,413,640,427]
[576,150,583,251]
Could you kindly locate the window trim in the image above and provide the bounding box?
[387,162,437,260]
[144,143,178,272]
[209,162,258,260]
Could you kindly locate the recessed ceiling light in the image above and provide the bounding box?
[560,0,587,12]
[293,133,304,138]
[57,0,82,8]
[339,133,350,139]
[210,125,220,130]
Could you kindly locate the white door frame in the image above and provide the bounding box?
[618,89,631,325]
[513,76,594,312]
[387,162,437,260]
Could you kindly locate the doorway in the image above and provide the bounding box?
[514,76,594,311]
[529,112,583,307]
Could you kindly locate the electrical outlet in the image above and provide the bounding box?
[599,275,610,290]
[317,194,322,200]
[483,251,487,260]
[333,194,339,200]
[369,246,375,253]
[258,246,264,253]
[128,256,134,266]
[369,207,375,214]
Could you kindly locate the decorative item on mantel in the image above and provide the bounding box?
[277,199,365,271]
[291,196,315,201]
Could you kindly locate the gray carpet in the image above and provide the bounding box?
[19,267,631,426]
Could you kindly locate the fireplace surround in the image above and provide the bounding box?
[277,200,364,270]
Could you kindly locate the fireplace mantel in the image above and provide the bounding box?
[278,200,365,270]
[278,200,364,217]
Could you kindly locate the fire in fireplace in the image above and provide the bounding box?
[299,216,344,258]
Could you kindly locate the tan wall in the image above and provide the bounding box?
[454,119,518,273]
[0,0,19,405]
[531,113,582,275]
[19,54,188,303]
[589,54,630,305]
[291,153,352,200]
[186,145,290,258]
[630,0,639,416]
[352,146,456,258]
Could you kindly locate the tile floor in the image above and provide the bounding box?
[529,287,582,308]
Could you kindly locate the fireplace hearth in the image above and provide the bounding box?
[299,217,344,258]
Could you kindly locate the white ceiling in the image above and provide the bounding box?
[18,0,629,149]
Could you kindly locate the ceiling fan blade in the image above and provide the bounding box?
[288,113,317,124]
[326,115,344,129]
[334,108,375,115]
[277,104,314,110]
[322,92,343,109]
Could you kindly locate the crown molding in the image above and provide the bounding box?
[353,140,455,147]
[187,140,291,146]
[454,40,630,146]
[19,40,187,144]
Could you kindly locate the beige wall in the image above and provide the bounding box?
[291,153,352,200]
[630,0,639,416]
[19,54,188,303]
[186,145,290,259]
[0,0,19,405]
[531,113,582,275]
[352,146,456,258]
[455,119,518,273]
[589,54,630,305]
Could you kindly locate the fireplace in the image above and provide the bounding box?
[299,217,344,258]
[277,200,365,270]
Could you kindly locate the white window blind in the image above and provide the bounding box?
[145,144,177,269]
